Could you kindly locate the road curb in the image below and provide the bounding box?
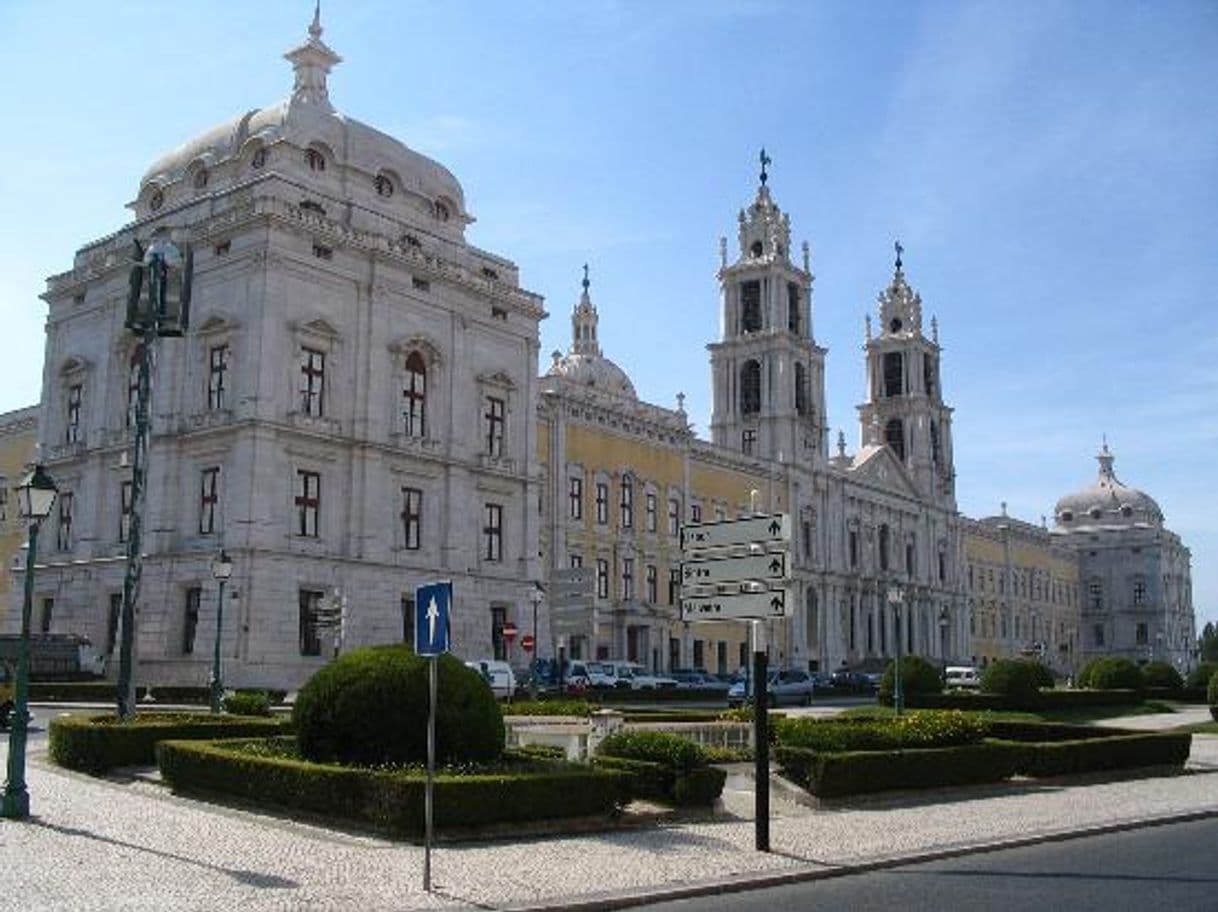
[496,808,1218,912]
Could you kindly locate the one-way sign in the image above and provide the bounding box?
[415,581,452,656]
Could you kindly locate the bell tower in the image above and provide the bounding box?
[858,243,956,507]
[709,151,826,464]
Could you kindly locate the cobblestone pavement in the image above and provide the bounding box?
[1,724,1215,911]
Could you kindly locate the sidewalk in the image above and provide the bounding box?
[0,711,1215,911]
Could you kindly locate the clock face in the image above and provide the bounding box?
[890,317,902,332]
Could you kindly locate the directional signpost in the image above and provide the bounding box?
[680,513,791,854]
[414,580,452,892]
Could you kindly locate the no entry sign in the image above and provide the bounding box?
[520,634,535,652]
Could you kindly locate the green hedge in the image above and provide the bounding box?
[774,711,988,752]
[905,689,1142,712]
[878,655,942,704]
[591,755,672,802]
[1004,732,1192,778]
[28,682,147,702]
[49,713,289,774]
[156,738,628,836]
[776,742,1021,797]
[593,731,727,806]
[590,688,726,704]
[502,699,592,717]
[222,691,272,717]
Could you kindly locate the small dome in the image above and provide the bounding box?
[1054,444,1163,529]
[546,351,637,400]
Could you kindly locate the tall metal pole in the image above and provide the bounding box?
[117,321,155,721]
[752,618,769,853]
[424,654,437,891]
[2,522,40,819]
[209,577,227,714]
[529,588,540,701]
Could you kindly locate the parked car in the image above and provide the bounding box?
[464,659,516,700]
[728,668,817,707]
[670,669,731,692]
[944,666,981,689]
[585,661,677,690]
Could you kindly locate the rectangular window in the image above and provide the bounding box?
[1093,624,1105,647]
[1088,580,1103,611]
[119,481,132,542]
[715,507,725,522]
[403,357,426,437]
[300,347,325,416]
[848,530,858,570]
[483,502,503,561]
[667,498,679,536]
[299,589,323,656]
[208,344,228,410]
[485,396,505,457]
[65,384,82,443]
[620,478,633,529]
[126,358,140,428]
[402,487,422,550]
[0,485,6,524]
[199,467,219,535]
[939,551,946,583]
[40,597,53,634]
[595,482,609,524]
[568,476,583,520]
[669,567,680,605]
[596,559,609,599]
[621,558,634,600]
[401,596,415,648]
[295,470,320,537]
[905,543,915,578]
[802,520,812,560]
[691,503,702,523]
[693,640,705,670]
[106,593,122,654]
[56,491,73,551]
[742,428,757,455]
[569,553,583,568]
[182,587,201,655]
[645,492,657,532]
[646,564,657,604]
[1133,580,1146,606]
[1135,622,1149,646]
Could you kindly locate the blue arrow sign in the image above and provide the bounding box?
[415,581,452,656]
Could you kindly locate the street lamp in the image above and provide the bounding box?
[528,583,542,700]
[209,550,234,713]
[938,607,950,681]
[887,585,904,716]
[117,235,193,720]
[2,464,58,820]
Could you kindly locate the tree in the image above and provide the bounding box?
[1199,622,1218,663]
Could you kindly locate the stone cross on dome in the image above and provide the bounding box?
[759,148,772,186]
[285,1,343,109]
[894,239,904,271]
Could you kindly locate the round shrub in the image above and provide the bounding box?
[597,730,706,771]
[981,659,1052,702]
[878,655,941,704]
[292,646,504,766]
[1140,661,1183,691]
[1186,662,1218,691]
[223,690,272,716]
[1078,656,1143,691]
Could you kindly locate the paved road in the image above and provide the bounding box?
[633,817,1218,912]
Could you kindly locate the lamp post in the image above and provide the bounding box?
[2,464,59,820]
[117,236,193,721]
[887,585,904,716]
[528,583,542,700]
[938,607,950,682]
[208,550,234,714]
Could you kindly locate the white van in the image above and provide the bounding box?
[944,666,981,689]
[465,659,517,700]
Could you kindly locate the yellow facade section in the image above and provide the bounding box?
[0,407,39,629]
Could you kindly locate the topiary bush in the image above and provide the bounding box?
[292,646,504,766]
[1140,662,1183,691]
[222,690,272,717]
[878,655,941,704]
[1078,656,1143,692]
[1186,662,1218,691]
[981,658,1052,702]
[597,730,707,771]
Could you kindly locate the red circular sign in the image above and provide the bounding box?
[521,634,535,652]
[502,622,518,641]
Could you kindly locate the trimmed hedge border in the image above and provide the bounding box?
[29,682,147,702]
[591,754,727,807]
[49,713,290,774]
[1008,732,1192,778]
[777,742,1020,797]
[905,689,1142,712]
[156,738,629,836]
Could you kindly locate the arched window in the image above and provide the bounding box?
[305,148,326,172]
[885,418,905,461]
[740,360,761,414]
[787,283,801,334]
[740,281,761,333]
[795,362,808,415]
[403,351,427,437]
[883,351,903,397]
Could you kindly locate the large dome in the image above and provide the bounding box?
[1054,443,1163,529]
[546,350,638,400]
[132,12,468,231]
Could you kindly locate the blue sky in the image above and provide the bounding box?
[1,1,1215,627]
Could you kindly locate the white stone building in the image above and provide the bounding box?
[16,15,544,688]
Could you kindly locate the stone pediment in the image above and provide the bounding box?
[848,445,920,497]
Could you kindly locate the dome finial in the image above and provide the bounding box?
[581,262,590,293]
[759,147,771,186]
[894,239,904,272]
[310,1,322,39]
[1097,437,1115,479]
[284,1,342,109]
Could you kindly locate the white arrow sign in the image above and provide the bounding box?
[681,514,790,550]
[681,589,787,621]
[682,552,786,587]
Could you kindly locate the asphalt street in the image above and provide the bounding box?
[631,817,1218,912]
